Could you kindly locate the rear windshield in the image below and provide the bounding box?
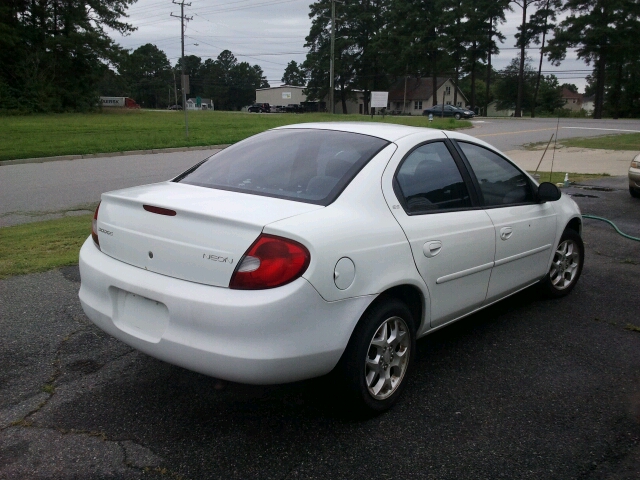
[175,129,389,205]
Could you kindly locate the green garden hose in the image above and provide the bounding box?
[582,214,640,242]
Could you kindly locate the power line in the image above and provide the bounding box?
[187,0,304,16]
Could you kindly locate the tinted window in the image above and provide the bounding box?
[395,142,471,214]
[176,129,389,205]
[458,142,534,206]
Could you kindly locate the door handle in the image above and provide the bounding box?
[500,227,513,241]
[423,241,442,258]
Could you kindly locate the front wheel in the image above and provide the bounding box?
[336,298,416,414]
[454,113,461,120]
[630,186,639,198]
[539,229,584,298]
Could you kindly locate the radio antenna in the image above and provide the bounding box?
[549,117,560,182]
[534,133,554,175]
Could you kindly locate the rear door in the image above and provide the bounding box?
[454,141,557,302]
[382,139,495,328]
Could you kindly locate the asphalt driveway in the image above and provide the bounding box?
[1,177,639,479]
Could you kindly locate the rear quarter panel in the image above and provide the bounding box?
[264,143,429,305]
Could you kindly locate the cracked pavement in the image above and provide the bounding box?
[1,177,639,479]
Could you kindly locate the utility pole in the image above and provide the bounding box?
[402,65,408,114]
[171,1,192,137]
[329,0,336,114]
[172,69,178,106]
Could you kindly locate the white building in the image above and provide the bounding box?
[186,98,214,110]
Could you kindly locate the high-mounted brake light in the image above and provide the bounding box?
[229,234,310,290]
[143,204,177,216]
[91,202,101,248]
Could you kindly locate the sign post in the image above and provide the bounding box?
[370,91,388,119]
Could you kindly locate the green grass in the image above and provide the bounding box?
[528,171,610,184]
[0,110,471,161]
[0,214,91,278]
[561,133,640,151]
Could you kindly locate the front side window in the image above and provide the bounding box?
[177,129,389,205]
[395,142,472,214]
[457,142,534,206]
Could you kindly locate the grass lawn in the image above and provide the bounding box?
[561,133,640,151]
[528,171,609,184]
[0,110,471,161]
[0,214,91,278]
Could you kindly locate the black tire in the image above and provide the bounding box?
[454,113,461,120]
[539,229,584,298]
[630,186,639,198]
[336,298,416,414]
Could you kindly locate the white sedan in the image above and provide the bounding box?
[79,123,584,413]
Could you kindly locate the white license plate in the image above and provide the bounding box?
[112,288,169,343]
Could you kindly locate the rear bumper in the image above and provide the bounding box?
[79,238,374,384]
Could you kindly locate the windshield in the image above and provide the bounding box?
[175,129,389,205]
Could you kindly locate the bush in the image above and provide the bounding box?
[551,108,589,118]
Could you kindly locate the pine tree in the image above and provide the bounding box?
[282,61,307,86]
[548,0,640,119]
[0,0,136,111]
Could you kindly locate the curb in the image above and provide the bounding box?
[0,144,230,166]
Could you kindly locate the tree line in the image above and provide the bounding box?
[99,46,269,110]
[0,0,268,112]
[1,0,639,118]
[296,0,640,119]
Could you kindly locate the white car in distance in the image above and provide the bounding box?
[79,123,584,413]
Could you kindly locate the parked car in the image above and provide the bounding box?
[167,104,180,110]
[423,104,475,120]
[248,103,271,113]
[284,104,304,113]
[79,123,583,413]
[629,153,640,198]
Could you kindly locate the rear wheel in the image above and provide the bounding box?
[337,298,416,414]
[630,186,639,198]
[539,229,584,298]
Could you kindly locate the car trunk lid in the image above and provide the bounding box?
[96,182,322,287]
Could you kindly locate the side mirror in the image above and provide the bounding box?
[537,182,561,202]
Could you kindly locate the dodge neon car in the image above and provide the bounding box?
[79,123,584,412]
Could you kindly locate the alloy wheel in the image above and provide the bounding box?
[364,316,411,400]
[550,239,581,290]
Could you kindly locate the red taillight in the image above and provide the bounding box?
[91,202,101,248]
[229,234,310,290]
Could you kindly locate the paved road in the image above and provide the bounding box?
[1,176,639,479]
[0,149,220,226]
[2,118,640,226]
[469,117,640,151]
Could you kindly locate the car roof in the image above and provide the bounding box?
[275,122,439,142]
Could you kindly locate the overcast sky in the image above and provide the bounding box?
[110,0,590,92]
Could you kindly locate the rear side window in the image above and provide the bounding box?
[395,141,472,214]
[457,142,534,206]
[176,129,389,205]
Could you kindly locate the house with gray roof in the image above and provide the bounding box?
[388,77,468,115]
